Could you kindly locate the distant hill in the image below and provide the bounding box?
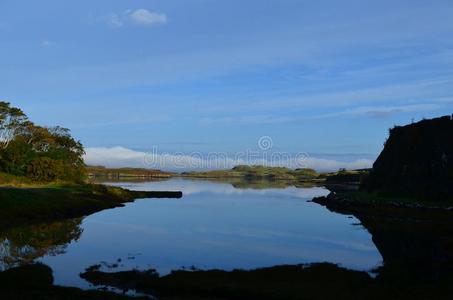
[362,115,453,201]
[182,165,320,181]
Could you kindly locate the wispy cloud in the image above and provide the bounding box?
[103,13,124,28]
[129,9,167,26]
[101,9,167,28]
[198,101,448,126]
[313,102,447,119]
[203,78,453,115]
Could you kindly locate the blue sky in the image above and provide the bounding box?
[1,0,452,170]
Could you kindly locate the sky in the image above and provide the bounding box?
[1,0,452,171]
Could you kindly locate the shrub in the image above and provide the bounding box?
[26,157,64,182]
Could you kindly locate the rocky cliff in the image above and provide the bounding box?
[362,115,453,201]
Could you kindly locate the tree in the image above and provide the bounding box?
[0,102,28,149]
[0,101,86,182]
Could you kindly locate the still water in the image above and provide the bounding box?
[1,178,382,289]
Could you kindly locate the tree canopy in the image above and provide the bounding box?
[0,101,85,182]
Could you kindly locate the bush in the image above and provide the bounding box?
[26,157,64,182]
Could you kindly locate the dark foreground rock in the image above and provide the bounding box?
[313,192,453,282]
[362,115,453,201]
[80,261,453,300]
[0,264,148,300]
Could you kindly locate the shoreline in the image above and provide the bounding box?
[312,191,453,212]
[0,184,182,230]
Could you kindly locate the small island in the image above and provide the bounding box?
[183,165,320,180]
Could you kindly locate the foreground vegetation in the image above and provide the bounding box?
[0,102,182,231]
[0,183,181,230]
[0,101,85,182]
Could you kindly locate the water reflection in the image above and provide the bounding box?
[93,176,321,190]
[1,178,452,298]
[2,179,382,289]
[0,219,82,271]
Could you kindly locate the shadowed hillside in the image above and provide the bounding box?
[362,115,453,202]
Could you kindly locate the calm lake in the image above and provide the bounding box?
[1,178,383,290]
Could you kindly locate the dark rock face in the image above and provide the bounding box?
[313,193,453,281]
[362,115,453,201]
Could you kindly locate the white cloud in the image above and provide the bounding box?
[129,9,167,26]
[84,146,373,172]
[84,147,146,167]
[101,9,167,28]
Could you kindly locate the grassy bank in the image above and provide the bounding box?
[0,172,41,187]
[0,182,181,230]
[86,166,174,179]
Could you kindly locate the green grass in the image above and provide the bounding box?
[0,183,156,230]
[0,172,40,187]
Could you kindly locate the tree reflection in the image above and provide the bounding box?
[0,218,83,271]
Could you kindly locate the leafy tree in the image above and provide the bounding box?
[0,101,86,182]
[27,157,64,182]
[0,102,28,149]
